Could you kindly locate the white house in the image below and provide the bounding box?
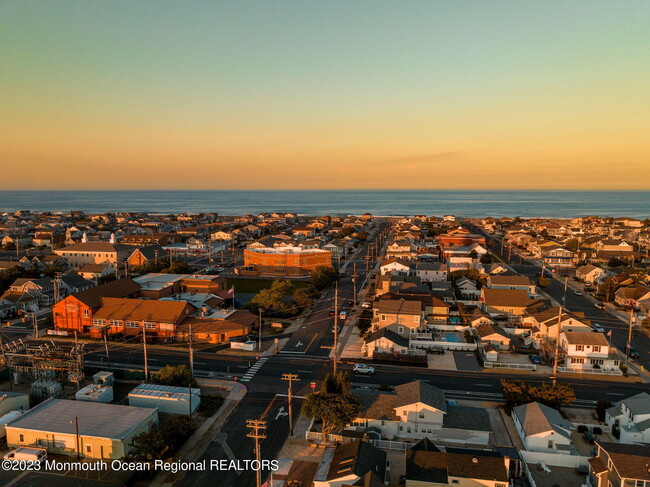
[487,275,536,297]
[605,392,650,444]
[575,264,606,284]
[414,262,448,282]
[560,331,619,371]
[512,402,574,454]
[349,381,491,446]
[379,258,411,276]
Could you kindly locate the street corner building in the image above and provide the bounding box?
[239,246,332,277]
[4,398,158,459]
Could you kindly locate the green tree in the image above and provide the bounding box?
[531,382,576,409]
[564,239,579,251]
[608,257,625,268]
[321,371,352,395]
[355,230,368,242]
[338,226,356,238]
[468,250,479,259]
[160,416,192,450]
[310,266,340,291]
[153,364,198,388]
[500,379,530,410]
[251,279,294,314]
[128,429,168,462]
[293,288,313,310]
[301,392,360,441]
[596,398,613,422]
[480,253,493,264]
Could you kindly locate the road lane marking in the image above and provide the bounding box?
[305,332,319,351]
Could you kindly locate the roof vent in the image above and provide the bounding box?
[472,457,478,463]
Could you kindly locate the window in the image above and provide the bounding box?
[126,321,139,328]
[548,440,554,449]
[594,346,601,353]
[576,345,584,351]
[398,326,404,334]
[19,434,24,442]
[160,323,174,331]
[83,309,90,318]
[571,358,585,364]
[381,314,386,321]
[419,413,424,419]
[144,321,156,329]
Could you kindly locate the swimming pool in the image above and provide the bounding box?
[444,332,462,343]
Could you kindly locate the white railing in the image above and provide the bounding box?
[410,340,478,351]
[305,431,343,442]
[558,367,622,376]
[367,439,413,451]
[484,362,537,370]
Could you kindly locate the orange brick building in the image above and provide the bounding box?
[242,247,332,277]
[438,233,486,248]
[52,278,141,335]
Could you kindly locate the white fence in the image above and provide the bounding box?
[305,431,342,443]
[410,339,478,352]
[367,439,413,451]
[558,367,622,376]
[520,450,589,469]
[484,362,537,371]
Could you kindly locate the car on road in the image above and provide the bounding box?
[329,309,335,316]
[574,290,582,296]
[592,323,606,333]
[584,287,596,292]
[332,325,342,334]
[347,300,354,306]
[361,301,372,309]
[352,364,375,375]
[529,354,542,365]
[427,346,445,355]
[595,303,606,310]
[629,347,640,359]
[339,311,348,320]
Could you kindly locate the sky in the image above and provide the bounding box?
[1,1,650,190]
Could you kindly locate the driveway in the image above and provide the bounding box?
[453,351,481,371]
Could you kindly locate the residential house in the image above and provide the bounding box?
[54,240,133,269]
[576,264,607,284]
[126,245,168,267]
[312,440,387,487]
[455,277,481,300]
[605,392,650,444]
[560,331,619,371]
[371,298,424,338]
[524,307,593,339]
[379,258,411,276]
[588,442,650,487]
[487,275,536,297]
[415,262,448,282]
[77,262,114,282]
[405,445,510,487]
[614,283,650,308]
[475,323,510,347]
[480,289,531,317]
[350,381,491,445]
[512,402,574,454]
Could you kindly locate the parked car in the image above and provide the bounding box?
[339,311,348,320]
[329,309,335,316]
[352,364,375,375]
[592,323,606,333]
[629,347,640,359]
[574,290,582,296]
[595,303,606,310]
[428,346,445,355]
[361,301,372,309]
[529,355,542,365]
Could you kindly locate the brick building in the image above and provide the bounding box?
[241,247,332,277]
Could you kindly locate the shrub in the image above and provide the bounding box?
[577,425,588,434]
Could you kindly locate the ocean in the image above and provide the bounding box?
[0,190,648,219]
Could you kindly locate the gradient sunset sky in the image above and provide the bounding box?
[2,1,650,190]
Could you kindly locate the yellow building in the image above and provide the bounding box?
[5,398,158,459]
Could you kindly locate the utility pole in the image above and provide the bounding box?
[246,419,267,487]
[103,331,111,370]
[333,283,339,376]
[281,373,299,436]
[552,307,563,386]
[258,308,263,354]
[31,313,38,338]
[142,323,149,380]
[124,260,129,278]
[627,307,635,361]
[154,249,159,266]
[189,323,194,376]
[74,416,80,460]
[0,334,12,390]
[562,276,568,307]
[352,262,357,307]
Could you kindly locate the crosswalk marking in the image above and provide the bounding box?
[239,357,269,382]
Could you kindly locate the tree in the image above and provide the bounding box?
[564,239,579,251]
[598,276,617,302]
[321,371,352,395]
[596,398,613,422]
[338,226,356,238]
[160,416,192,451]
[355,230,368,242]
[293,288,313,310]
[251,279,294,314]
[468,250,479,259]
[537,277,551,288]
[540,229,549,238]
[128,429,168,462]
[608,257,625,268]
[301,393,360,441]
[500,379,530,410]
[153,364,198,388]
[532,382,576,410]
[480,253,493,264]
[310,266,340,291]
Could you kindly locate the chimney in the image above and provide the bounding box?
[82,232,87,243]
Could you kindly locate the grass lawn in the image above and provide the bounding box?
[226,277,311,294]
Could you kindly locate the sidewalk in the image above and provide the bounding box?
[150,379,247,487]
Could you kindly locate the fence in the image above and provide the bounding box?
[305,431,343,443]
[410,340,478,352]
[519,450,589,469]
[367,439,413,451]
[558,367,622,376]
[484,361,537,371]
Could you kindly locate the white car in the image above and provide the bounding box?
[574,290,582,296]
[592,323,606,333]
[352,364,375,375]
[339,311,348,320]
[361,302,372,309]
